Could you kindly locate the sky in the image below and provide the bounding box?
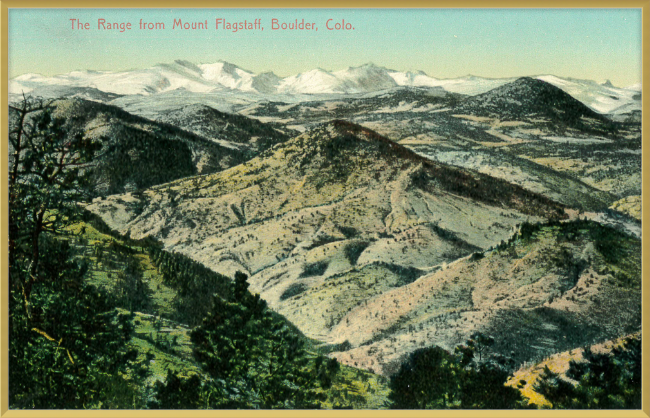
[8,8,643,87]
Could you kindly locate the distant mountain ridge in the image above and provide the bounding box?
[10,60,641,114]
[8,98,268,196]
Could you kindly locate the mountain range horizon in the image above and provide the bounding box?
[13,59,643,88]
[12,59,639,87]
[11,59,643,89]
[10,59,643,118]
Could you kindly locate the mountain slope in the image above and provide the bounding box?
[506,333,641,407]
[237,82,633,210]
[87,120,567,346]
[152,104,292,154]
[86,123,641,377]
[28,98,248,195]
[536,75,641,114]
[328,220,640,375]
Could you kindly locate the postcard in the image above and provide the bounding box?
[2,6,646,415]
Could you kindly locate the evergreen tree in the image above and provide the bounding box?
[9,237,147,408]
[149,371,204,409]
[389,338,526,409]
[534,337,641,409]
[388,346,461,409]
[8,96,143,408]
[147,247,231,325]
[153,272,327,409]
[9,97,99,315]
[114,257,151,313]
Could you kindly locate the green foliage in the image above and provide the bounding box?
[153,272,330,409]
[149,371,204,409]
[389,346,460,409]
[97,124,196,195]
[459,364,526,409]
[515,219,632,263]
[9,98,100,310]
[389,335,527,409]
[462,332,495,363]
[9,237,147,409]
[9,97,145,409]
[148,247,231,326]
[343,241,370,265]
[339,226,359,239]
[82,210,162,250]
[533,337,641,409]
[470,251,485,261]
[551,246,588,291]
[114,257,152,313]
[279,282,308,301]
[313,356,341,389]
[376,262,424,286]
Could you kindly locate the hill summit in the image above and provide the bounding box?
[281,120,567,218]
[457,77,616,133]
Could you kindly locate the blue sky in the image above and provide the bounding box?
[8,8,642,86]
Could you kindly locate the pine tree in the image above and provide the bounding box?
[389,340,526,409]
[8,96,143,408]
[534,337,641,409]
[9,97,100,315]
[154,272,327,409]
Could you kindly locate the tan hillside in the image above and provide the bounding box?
[506,333,641,407]
[86,121,612,373]
[327,221,640,375]
[609,195,641,221]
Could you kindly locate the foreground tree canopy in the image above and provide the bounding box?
[9,97,144,408]
[150,272,337,409]
[534,336,641,409]
[388,334,528,409]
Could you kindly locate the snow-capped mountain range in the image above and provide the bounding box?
[10,60,641,115]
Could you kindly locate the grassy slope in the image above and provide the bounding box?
[61,217,391,409]
[609,195,642,221]
[66,221,176,318]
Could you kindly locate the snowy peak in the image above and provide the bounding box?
[170,59,202,73]
[278,68,341,94]
[536,75,641,114]
[9,60,642,115]
[197,61,256,91]
[388,71,514,95]
[332,64,398,92]
[625,83,642,92]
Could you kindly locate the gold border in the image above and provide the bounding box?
[1,2,7,417]
[0,2,648,418]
